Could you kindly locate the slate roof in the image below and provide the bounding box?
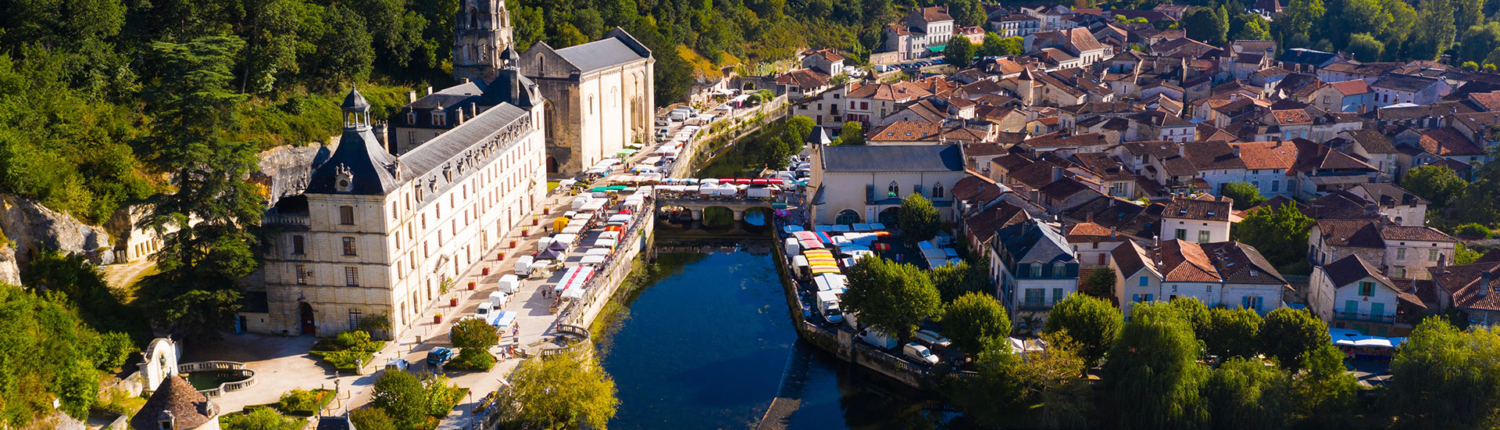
[919,6,954,22]
[307,91,402,196]
[1304,191,1379,220]
[1322,254,1392,288]
[820,144,965,172]
[1163,196,1231,221]
[966,201,1031,243]
[317,417,356,430]
[1343,129,1398,154]
[547,30,651,75]
[953,173,1006,203]
[1372,74,1439,93]
[1201,241,1288,285]
[1022,132,1110,148]
[1120,141,1182,159]
[1160,239,1222,282]
[997,218,1077,264]
[1353,183,1428,207]
[1314,219,1386,248]
[1063,197,1162,239]
[1277,48,1339,66]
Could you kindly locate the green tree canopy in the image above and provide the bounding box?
[930,260,990,303]
[1102,302,1209,430]
[499,344,618,430]
[1199,307,1263,360]
[1386,318,1500,428]
[1232,203,1314,273]
[942,292,1011,354]
[370,370,427,428]
[1045,293,1122,365]
[1403,164,1468,208]
[1202,357,1291,430]
[1346,33,1386,61]
[1258,308,1330,371]
[943,36,975,68]
[1081,267,1116,300]
[839,121,864,146]
[451,317,499,350]
[1184,7,1228,45]
[0,285,139,426]
[843,256,942,337]
[898,193,941,243]
[1222,181,1266,210]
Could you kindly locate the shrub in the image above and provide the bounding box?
[277,389,332,416]
[449,348,496,371]
[349,408,398,430]
[1455,223,1493,239]
[220,408,303,430]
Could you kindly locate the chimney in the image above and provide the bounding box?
[1110,227,1117,239]
[1086,212,1094,223]
[426,86,434,96]
[1481,271,1491,297]
[462,77,471,84]
[456,107,465,124]
[1232,145,1241,157]
[1436,253,1448,274]
[1177,144,1185,158]
[409,90,417,103]
[1052,166,1065,182]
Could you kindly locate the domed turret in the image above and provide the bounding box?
[341,87,371,131]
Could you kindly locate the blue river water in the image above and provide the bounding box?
[597,250,962,430]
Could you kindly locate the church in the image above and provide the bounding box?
[518,28,656,177]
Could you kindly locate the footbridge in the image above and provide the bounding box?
[655,198,784,221]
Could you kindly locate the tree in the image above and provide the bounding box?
[843,256,943,337]
[1045,293,1122,365]
[1184,8,1228,45]
[1288,342,1357,427]
[1346,33,1386,61]
[930,260,990,302]
[348,408,399,430]
[943,36,975,68]
[1232,203,1314,272]
[994,36,1024,56]
[137,35,265,341]
[451,317,499,350]
[1102,302,1209,430]
[979,32,1005,57]
[898,193,941,243]
[221,407,302,430]
[369,370,427,428]
[1386,318,1500,427]
[1202,357,1291,430]
[499,344,618,430]
[839,121,865,146]
[1199,307,1263,360]
[943,292,1011,354]
[1221,181,1266,210]
[1257,308,1329,371]
[945,0,985,26]
[1081,267,1116,300]
[305,4,375,87]
[1323,0,1393,48]
[1455,242,1482,264]
[1232,15,1272,41]
[1460,23,1500,63]
[1403,165,1468,208]
[1410,0,1457,60]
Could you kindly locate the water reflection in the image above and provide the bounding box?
[598,250,974,430]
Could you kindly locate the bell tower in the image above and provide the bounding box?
[453,0,514,82]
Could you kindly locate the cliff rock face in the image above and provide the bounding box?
[0,245,20,286]
[254,140,338,208]
[0,194,113,269]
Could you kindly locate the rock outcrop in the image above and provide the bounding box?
[0,245,21,286]
[0,194,113,270]
[254,140,339,208]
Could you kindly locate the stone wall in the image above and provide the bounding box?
[0,193,112,270]
[254,141,337,208]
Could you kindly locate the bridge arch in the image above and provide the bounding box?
[700,206,736,228]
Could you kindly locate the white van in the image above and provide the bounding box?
[858,328,897,349]
[496,274,519,294]
[815,291,842,324]
[487,291,509,308]
[903,343,940,366]
[476,302,495,320]
[514,256,535,278]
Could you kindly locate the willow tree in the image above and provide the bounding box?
[499,344,618,429]
[1101,302,1209,430]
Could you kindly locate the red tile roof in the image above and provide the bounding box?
[1160,239,1222,282]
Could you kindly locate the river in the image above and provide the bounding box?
[596,249,967,430]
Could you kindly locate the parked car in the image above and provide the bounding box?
[426,347,455,366]
[913,329,952,349]
[385,358,410,372]
[903,343,940,366]
[858,328,897,349]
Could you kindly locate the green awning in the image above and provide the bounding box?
[773,202,788,209]
[927,45,946,53]
[617,149,638,156]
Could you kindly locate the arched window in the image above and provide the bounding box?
[589,95,595,115]
[469,8,478,28]
[835,209,861,225]
[611,86,619,107]
[932,182,945,199]
[887,181,899,197]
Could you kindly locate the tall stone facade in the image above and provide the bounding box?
[453,0,514,82]
[259,56,547,337]
[519,28,655,177]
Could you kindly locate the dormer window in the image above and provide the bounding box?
[433,110,446,126]
[406,110,416,124]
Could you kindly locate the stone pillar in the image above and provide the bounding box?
[733,209,744,221]
[691,209,701,221]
